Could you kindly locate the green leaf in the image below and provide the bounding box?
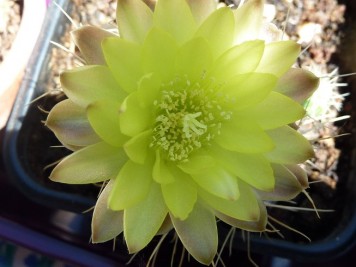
[255,41,301,76]
[153,0,196,44]
[50,142,126,184]
[199,179,260,221]
[239,91,306,130]
[265,125,315,164]
[142,28,178,82]
[171,202,217,265]
[215,118,274,154]
[175,37,213,83]
[275,68,320,103]
[116,0,153,43]
[102,37,142,93]
[210,40,265,81]
[221,72,277,110]
[109,160,152,210]
[87,100,128,147]
[194,7,235,59]
[161,170,197,220]
[190,165,239,200]
[119,92,153,137]
[60,65,126,108]
[124,130,152,164]
[71,25,115,65]
[233,0,263,44]
[124,182,168,253]
[46,99,100,148]
[92,180,124,243]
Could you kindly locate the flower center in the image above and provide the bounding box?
[151,78,232,162]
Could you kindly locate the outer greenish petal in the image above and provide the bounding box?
[275,68,320,103]
[124,130,152,164]
[194,7,235,59]
[171,202,217,265]
[233,0,263,44]
[71,25,115,65]
[119,92,153,137]
[124,182,168,253]
[199,180,260,221]
[175,37,212,83]
[156,215,173,235]
[108,160,152,210]
[210,40,264,81]
[102,37,142,93]
[256,164,305,201]
[211,146,274,191]
[46,99,100,148]
[239,91,306,130]
[60,65,126,108]
[153,150,175,184]
[186,0,217,25]
[142,28,178,82]
[215,118,274,154]
[221,73,277,110]
[116,0,153,43]
[190,166,239,201]
[153,0,196,44]
[265,126,315,164]
[92,180,123,243]
[286,164,309,189]
[255,41,301,76]
[50,142,126,184]
[161,170,197,220]
[87,100,128,147]
[216,197,267,232]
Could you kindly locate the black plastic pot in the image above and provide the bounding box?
[2,0,356,265]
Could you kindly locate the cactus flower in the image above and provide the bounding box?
[47,0,319,264]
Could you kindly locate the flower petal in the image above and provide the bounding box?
[124,182,168,253]
[233,0,263,44]
[211,40,265,81]
[194,7,235,59]
[60,65,126,108]
[239,91,306,130]
[87,100,128,147]
[119,92,153,137]
[109,160,152,210]
[274,68,320,103]
[190,165,239,201]
[136,73,162,107]
[186,0,217,25]
[102,37,142,93]
[199,180,260,221]
[50,142,126,184]
[255,41,301,76]
[211,146,274,191]
[116,0,153,43]
[124,130,152,164]
[142,27,178,82]
[221,73,277,110]
[153,0,196,44]
[175,37,213,83]
[215,117,274,154]
[92,180,123,243]
[286,164,309,189]
[216,197,267,232]
[152,150,175,184]
[46,99,100,148]
[265,126,315,164]
[161,169,197,220]
[171,202,217,265]
[256,164,305,201]
[71,25,115,65]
